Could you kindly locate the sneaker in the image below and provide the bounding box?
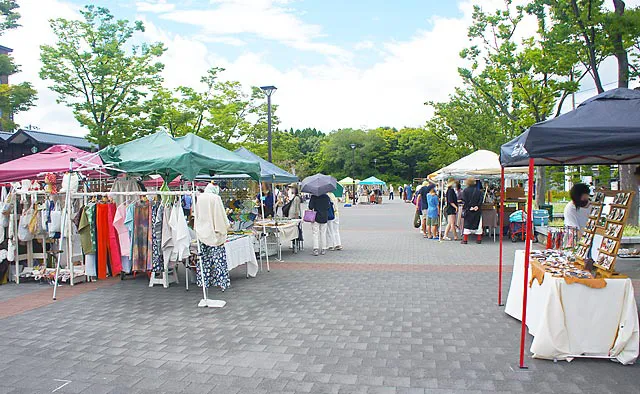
[328,247,335,251]
[313,249,319,256]
[460,240,468,244]
[476,239,482,244]
[443,237,452,241]
[321,249,326,255]
[335,245,343,250]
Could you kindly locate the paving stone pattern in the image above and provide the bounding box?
[0,199,638,394]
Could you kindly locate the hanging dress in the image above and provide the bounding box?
[151,202,164,272]
[79,204,97,277]
[106,203,122,275]
[114,203,132,274]
[131,201,150,272]
[95,203,111,279]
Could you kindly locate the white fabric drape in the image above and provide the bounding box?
[195,193,229,247]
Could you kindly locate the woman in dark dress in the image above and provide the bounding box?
[461,177,484,244]
[443,179,459,241]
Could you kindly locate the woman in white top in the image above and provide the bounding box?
[564,183,591,231]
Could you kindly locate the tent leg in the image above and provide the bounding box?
[258,187,269,272]
[439,180,444,241]
[519,159,535,368]
[53,161,74,300]
[498,166,505,306]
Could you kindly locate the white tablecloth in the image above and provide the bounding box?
[505,250,639,364]
[225,236,258,277]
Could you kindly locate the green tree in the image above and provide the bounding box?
[0,0,36,131]
[40,6,166,147]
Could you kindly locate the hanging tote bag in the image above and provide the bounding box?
[327,202,335,221]
[18,207,35,242]
[48,201,62,235]
[303,210,316,223]
[413,210,421,228]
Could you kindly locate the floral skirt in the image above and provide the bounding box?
[196,244,230,290]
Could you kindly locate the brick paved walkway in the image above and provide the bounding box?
[0,199,638,394]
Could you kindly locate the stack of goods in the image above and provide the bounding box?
[530,250,593,279]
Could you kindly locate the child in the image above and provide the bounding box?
[426,187,440,239]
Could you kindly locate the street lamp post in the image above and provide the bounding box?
[260,85,277,162]
[350,143,356,204]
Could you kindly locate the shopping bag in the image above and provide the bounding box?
[7,239,15,262]
[413,210,421,228]
[18,208,34,241]
[49,202,62,234]
[303,210,316,223]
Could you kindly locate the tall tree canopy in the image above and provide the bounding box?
[40,6,165,147]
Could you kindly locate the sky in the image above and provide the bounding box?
[3,0,640,137]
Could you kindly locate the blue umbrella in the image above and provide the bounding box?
[300,173,337,196]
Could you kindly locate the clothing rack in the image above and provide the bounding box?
[56,189,236,308]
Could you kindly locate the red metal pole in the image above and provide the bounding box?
[519,158,535,369]
[498,166,505,306]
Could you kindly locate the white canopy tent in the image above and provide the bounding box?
[429,150,528,180]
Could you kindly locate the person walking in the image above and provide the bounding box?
[287,185,302,219]
[406,184,413,203]
[327,192,342,251]
[426,186,440,240]
[443,179,459,240]
[461,178,484,244]
[308,193,330,256]
[399,184,404,201]
[417,182,430,237]
[389,184,394,200]
[455,182,463,233]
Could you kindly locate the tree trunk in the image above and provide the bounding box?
[612,0,637,224]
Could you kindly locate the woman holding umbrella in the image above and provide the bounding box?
[301,174,337,256]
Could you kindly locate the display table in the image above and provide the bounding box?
[254,220,302,260]
[505,250,639,364]
[225,235,259,277]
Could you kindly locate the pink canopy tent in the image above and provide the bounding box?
[0,145,104,183]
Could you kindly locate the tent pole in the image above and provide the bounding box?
[498,166,505,306]
[519,159,535,368]
[192,183,209,307]
[258,185,269,271]
[53,159,74,300]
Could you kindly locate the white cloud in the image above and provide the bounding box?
[158,0,351,59]
[136,1,176,13]
[354,40,374,51]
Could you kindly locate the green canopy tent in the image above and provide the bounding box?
[334,183,344,198]
[359,176,386,186]
[99,132,261,181]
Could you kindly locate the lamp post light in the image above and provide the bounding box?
[260,85,277,162]
[350,143,356,204]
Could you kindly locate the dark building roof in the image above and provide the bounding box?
[0,45,13,53]
[6,129,95,150]
[0,131,13,141]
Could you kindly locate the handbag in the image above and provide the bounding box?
[303,209,316,223]
[48,202,62,234]
[282,200,293,217]
[413,210,421,228]
[328,202,335,221]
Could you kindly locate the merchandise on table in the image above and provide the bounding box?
[529,250,594,280]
